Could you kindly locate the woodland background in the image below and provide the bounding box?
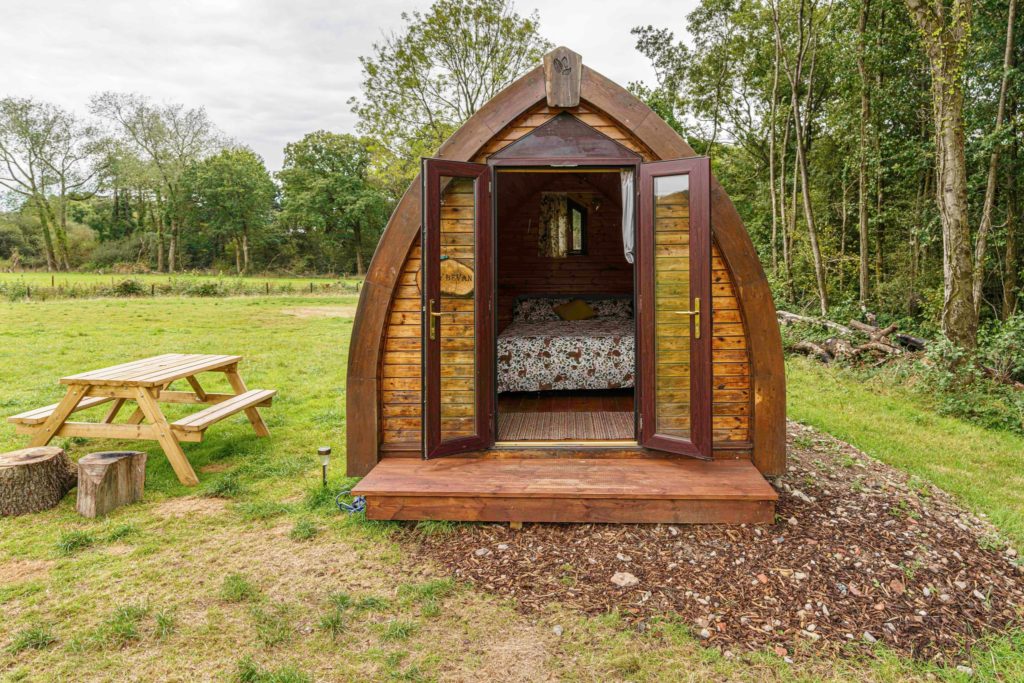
[1,0,1020,355]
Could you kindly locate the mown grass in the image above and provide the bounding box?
[787,355,1024,546]
[0,297,1021,681]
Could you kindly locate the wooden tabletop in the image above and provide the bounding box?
[60,354,242,387]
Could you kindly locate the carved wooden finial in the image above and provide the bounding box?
[543,47,582,108]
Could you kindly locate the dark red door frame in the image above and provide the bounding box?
[422,158,494,458]
[637,157,712,460]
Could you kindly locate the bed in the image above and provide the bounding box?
[497,296,635,393]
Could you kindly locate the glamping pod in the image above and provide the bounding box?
[348,47,785,524]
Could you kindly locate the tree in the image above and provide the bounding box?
[971,0,1016,315]
[351,0,550,190]
[0,98,97,271]
[90,92,220,272]
[771,0,831,316]
[904,0,977,347]
[183,148,276,273]
[277,132,391,275]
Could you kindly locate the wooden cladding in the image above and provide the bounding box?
[473,103,655,162]
[496,171,632,331]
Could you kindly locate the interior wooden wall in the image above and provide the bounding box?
[378,101,752,454]
[496,171,631,331]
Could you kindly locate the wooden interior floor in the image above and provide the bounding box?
[497,390,634,441]
[353,458,779,524]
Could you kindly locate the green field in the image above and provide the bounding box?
[0,271,362,288]
[0,271,364,301]
[0,297,1020,681]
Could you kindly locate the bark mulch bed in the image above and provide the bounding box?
[408,421,1024,662]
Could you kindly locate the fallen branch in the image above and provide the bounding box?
[793,340,833,363]
[777,311,853,335]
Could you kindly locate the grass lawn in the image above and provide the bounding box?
[787,356,1024,547]
[0,297,1019,681]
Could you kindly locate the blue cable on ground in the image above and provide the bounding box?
[336,490,366,514]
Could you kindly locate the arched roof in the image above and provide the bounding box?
[347,53,785,477]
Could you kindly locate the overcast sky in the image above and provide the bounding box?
[3,0,695,171]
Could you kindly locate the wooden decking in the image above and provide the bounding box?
[497,411,634,440]
[353,457,777,524]
[496,390,635,440]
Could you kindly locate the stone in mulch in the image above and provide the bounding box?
[409,421,1024,661]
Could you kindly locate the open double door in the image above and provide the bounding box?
[421,157,712,460]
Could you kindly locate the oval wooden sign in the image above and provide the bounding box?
[417,257,475,297]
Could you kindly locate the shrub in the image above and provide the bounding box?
[110,278,146,297]
[184,280,227,297]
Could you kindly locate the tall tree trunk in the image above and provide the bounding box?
[353,222,365,276]
[1004,196,1019,319]
[840,172,849,293]
[32,194,57,272]
[768,34,782,275]
[972,0,1017,315]
[857,0,872,304]
[779,111,794,296]
[152,202,165,273]
[168,220,178,274]
[234,239,242,274]
[54,192,71,271]
[905,0,977,348]
[242,228,250,273]
[1004,121,1020,319]
[874,129,884,290]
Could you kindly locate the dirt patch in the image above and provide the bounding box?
[410,421,1024,661]
[154,497,228,519]
[199,463,232,474]
[280,305,356,319]
[0,559,53,584]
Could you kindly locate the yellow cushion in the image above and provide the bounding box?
[554,299,595,321]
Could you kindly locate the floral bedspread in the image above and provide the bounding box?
[497,318,635,393]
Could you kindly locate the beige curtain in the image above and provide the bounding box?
[538,192,569,258]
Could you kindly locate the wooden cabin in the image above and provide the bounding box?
[349,47,785,525]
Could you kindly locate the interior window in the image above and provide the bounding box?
[568,199,586,255]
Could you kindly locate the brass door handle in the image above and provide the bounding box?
[672,297,701,339]
[427,299,455,340]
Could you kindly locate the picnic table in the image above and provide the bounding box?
[8,354,276,486]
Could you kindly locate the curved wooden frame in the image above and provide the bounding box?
[347,61,785,477]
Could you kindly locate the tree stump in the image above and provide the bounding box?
[0,447,78,517]
[76,451,146,518]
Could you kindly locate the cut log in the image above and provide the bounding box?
[76,451,146,518]
[777,311,854,335]
[793,340,833,363]
[893,334,927,351]
[0,447,78,516]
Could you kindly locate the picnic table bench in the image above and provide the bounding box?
[8,354,276,486]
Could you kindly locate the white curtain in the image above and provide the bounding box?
[621,169,635,264]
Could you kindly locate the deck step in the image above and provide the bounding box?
[171,389,276,432]
[353,458,778,524]
[8,396,114,425]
